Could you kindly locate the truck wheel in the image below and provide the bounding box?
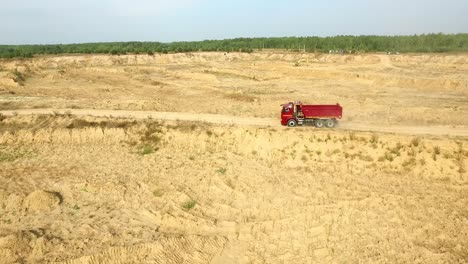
[287,119,297,127]
[315,119,324,128]
[325,119,336,128]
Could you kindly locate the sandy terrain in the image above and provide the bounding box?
[0,52,467,263]
[0,52,467,127]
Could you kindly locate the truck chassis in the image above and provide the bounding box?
[286,118,336,128]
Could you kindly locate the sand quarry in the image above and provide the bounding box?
[0,52,467,263]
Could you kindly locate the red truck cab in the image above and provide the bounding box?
[281,101,342,127]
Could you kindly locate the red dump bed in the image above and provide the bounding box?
[302,104,342,119]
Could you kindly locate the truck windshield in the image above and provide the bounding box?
[282,107,291,113]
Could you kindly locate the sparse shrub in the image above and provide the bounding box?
[252,150,258,155]
[140,123,163,151]
[370,134,379,144]
[0,113,6,122]
[454,144,466,173]
[380,152,394,162]
[459,166,466,174]
[182,200,196,210]
[167,121,199,132]
[395,142,403,150]
[407,148,416,157]
[153,189,164,197]
[68,105,81,109]
[206,130,213,137]
[419,158,426,165]
[402,158,416,168]
[390,147,401,156]
[12,70,26,86]
[216,167,227,175]
[349,132,356,141]
[411,137,421,147]
[301,155,308,161]
[150,80,166,86]
[390,143,403,156]
[226,179,234,189]
[139,144,155,155]
[433,146,441,155]
[315,150,322,156]
[355,153,373,162]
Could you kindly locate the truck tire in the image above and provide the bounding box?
[325,119,336,128]
[315,119,324,128]
[287,119,297,127]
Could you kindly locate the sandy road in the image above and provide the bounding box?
[1,108,468,137]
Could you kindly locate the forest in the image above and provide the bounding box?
[1,33,467,58]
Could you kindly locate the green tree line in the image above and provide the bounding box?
[1,33,467,59]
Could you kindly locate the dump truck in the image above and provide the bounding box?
[281,102,343,127]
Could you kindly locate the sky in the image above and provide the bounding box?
[0,0,467,44]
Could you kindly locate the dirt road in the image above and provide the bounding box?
[1,108,467,137]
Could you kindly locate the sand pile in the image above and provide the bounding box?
[22,190,61,213]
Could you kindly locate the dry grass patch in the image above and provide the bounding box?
[224,92,258,102]
[0,145,30,162]
[66,118,137,129]
[378,152,394,162]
